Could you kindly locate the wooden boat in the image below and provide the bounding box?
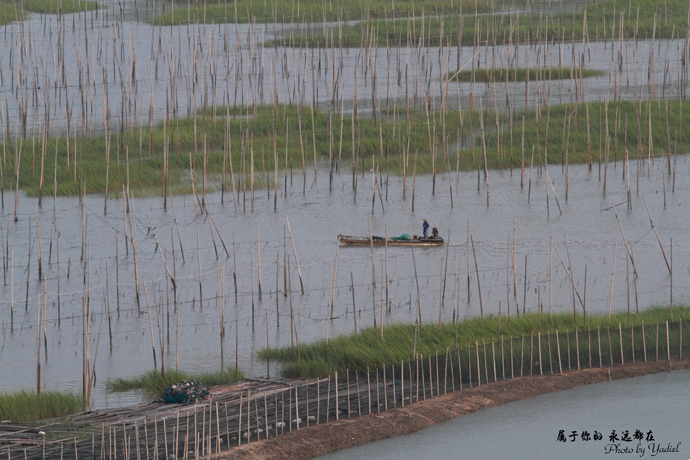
[337,234,444,247]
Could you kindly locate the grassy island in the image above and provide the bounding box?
[260,306,690,378]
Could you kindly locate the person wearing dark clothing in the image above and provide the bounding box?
[422,219,430,238]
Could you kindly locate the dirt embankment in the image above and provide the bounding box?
[217,358,690,460]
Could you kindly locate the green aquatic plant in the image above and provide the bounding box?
[0,0,98,25]
[151,0,489,26]
[0,390,85,422]
[447,67,605,83]
[2,99,687,197]
[259,306,690,378]
[269,0,690,48]
[105,367,245,399]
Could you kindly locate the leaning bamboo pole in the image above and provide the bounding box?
[148,216,176,289]
[471,236,483,318]
[169,190,185,263]
[285,216,304,294]
[643,197,671,273]
[612,204,638,278]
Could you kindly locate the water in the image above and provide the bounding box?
[1,157,689,408]
[0,0,684,139]
[1,0,690,409]
[317,369,690,460]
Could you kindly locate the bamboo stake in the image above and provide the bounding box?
[285,216,304,294]
[169,190,185,263]
[10,249,13,331]
[368,214,377,328]
[257,226,262,301]
[611,204,638,278]
[36,292,41,394]
[470,236,483,318]
[143,282,157,370]
[148,217,176,289]
[34,206,42,281]
[197,228,203,307]
[643,197,671,273]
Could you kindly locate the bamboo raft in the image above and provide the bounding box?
[0,373,413,460]
[338,234,444,247]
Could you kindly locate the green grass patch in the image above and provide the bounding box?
[0,2,23,24]
[105,367,245,399]
[151,0,489,26]
[0,0,98,24]
[448,67,605,83]
[268,0,688,47]
[0,390,85,423]
[18,0,99,14]
[259,306,690,378]
[3,98,687,197]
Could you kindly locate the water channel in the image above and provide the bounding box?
[317,369,690,460]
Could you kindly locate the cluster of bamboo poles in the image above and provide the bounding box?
[1,184,680,413]
[0,0,689,419]
[2,317,687,460]
[0,0,688,213]
[0,182,317,406]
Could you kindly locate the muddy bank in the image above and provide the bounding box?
[217,358,690,460]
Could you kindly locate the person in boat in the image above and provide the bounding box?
[422,219,430,238]
[432,227,439,239]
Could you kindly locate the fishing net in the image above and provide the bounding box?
[158,380,210,404]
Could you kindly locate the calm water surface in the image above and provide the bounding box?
[1,0,690,410]
[1,159,689,408]
[318,370,690,460]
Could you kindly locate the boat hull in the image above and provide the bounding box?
[337,234,444,247]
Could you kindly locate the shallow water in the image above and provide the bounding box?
[0,0,684,138]
[1,0,690,410]
[1,155,689,408]
[317,369,690,460]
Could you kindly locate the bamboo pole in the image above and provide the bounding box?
[36,292,41,394]
[147,217,176,289]
[257,226,262,301]
[611,204,638,278]
[285,216,304,294]
[143,282,157,370]
[169,190,185,263]
[643,197,670,273]
[197,228,203,307]
[470,236,483,318]
[34,206,42,281]
[368,214,377,328]
[10,249,14,331]
[129,196,141,312]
